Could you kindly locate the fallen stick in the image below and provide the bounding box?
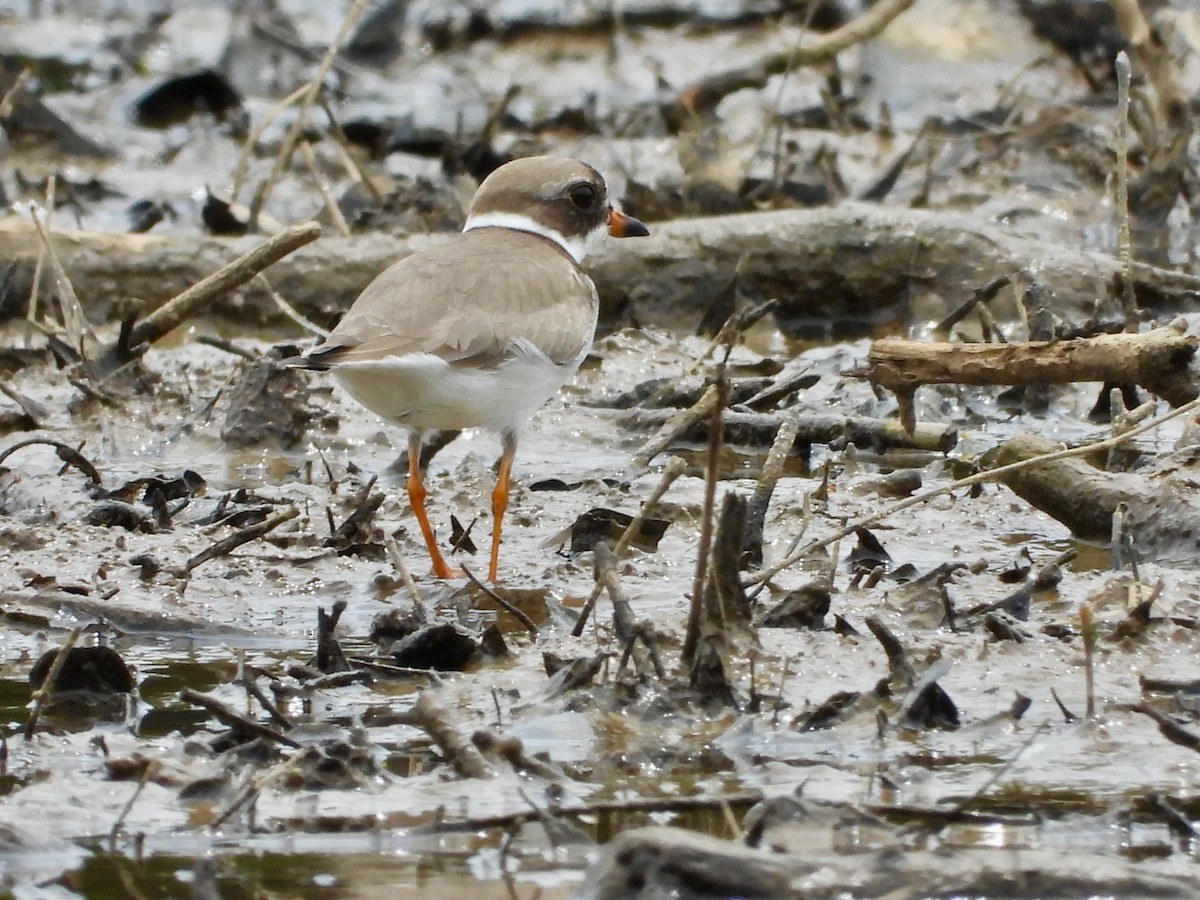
[571,457,687,637]
[92,221,322,378]
[629,384,719,472]
[180,687,301,748]
[742,414,800,567]
[669,0,917,125]
[402,691,493,778]
[852,325,1199,431]
[621,408,956,458]
[184,506,299,573]
[981,433,1153,542]
[5,206,1200,337]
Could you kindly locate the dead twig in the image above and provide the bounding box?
[1126,702,1200,755]
[230,82,310,198]
[742,415,800,568]
[668,0,916,125]
[1114,51,1137,324]
[25,174,55,327]
[402,691,493,778]
[594,543,665,680]
[299,140,352,237]
[386,536,430,622]
[93,221,322,378]
[0,437,102,485]
[572,456,687,637]
[0,381,46,425]
[312,600,352,673]
[622,407,957,455]
[629,384,720,473]
[246,0,369,229]
[109,760,159,852]
[461,564,539,639]
[683,364,730,665]
[28,203,95,368]
[256,273,330,338]
[319,97,384,203]
[180,687,301,748]
[185,506,299,572]
[853,324,1199,433]
[24,626,83,740]
[236,671,293,730]
[0,66,29,119]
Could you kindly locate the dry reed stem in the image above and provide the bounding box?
[247,0,369,228]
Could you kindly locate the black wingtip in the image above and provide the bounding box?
[278,345,344,371]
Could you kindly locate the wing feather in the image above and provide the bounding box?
[307,230,598,369]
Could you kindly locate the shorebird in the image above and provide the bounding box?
[297,156,649,580]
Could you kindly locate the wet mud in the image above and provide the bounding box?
[5,0,1200,897]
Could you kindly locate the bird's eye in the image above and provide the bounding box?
[568,183,598,210]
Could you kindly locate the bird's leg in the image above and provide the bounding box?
[489,432,517,582]
[407,431,458,579]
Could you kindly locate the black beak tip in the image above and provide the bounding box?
[609,208,650,238]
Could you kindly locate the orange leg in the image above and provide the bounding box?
[407,432,458,579]
[489,434,517,582]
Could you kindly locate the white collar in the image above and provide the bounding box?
[462,211,603,264]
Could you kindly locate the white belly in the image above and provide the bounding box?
[331,345,586,434]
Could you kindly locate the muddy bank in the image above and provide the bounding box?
[5,0,1200,897]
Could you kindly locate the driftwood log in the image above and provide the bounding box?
[983,432,1200,563]
[853,324,1200,431]
[4,205,1200,338]
[982,434,1152,542]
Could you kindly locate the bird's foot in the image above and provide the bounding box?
[430,562,465,580]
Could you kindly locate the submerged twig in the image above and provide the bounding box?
[0,437,102,485]
[1126,703,1200,755]
[180,687,301,748]
[462,564,538,639]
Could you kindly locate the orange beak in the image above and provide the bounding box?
[607,208,650,238]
